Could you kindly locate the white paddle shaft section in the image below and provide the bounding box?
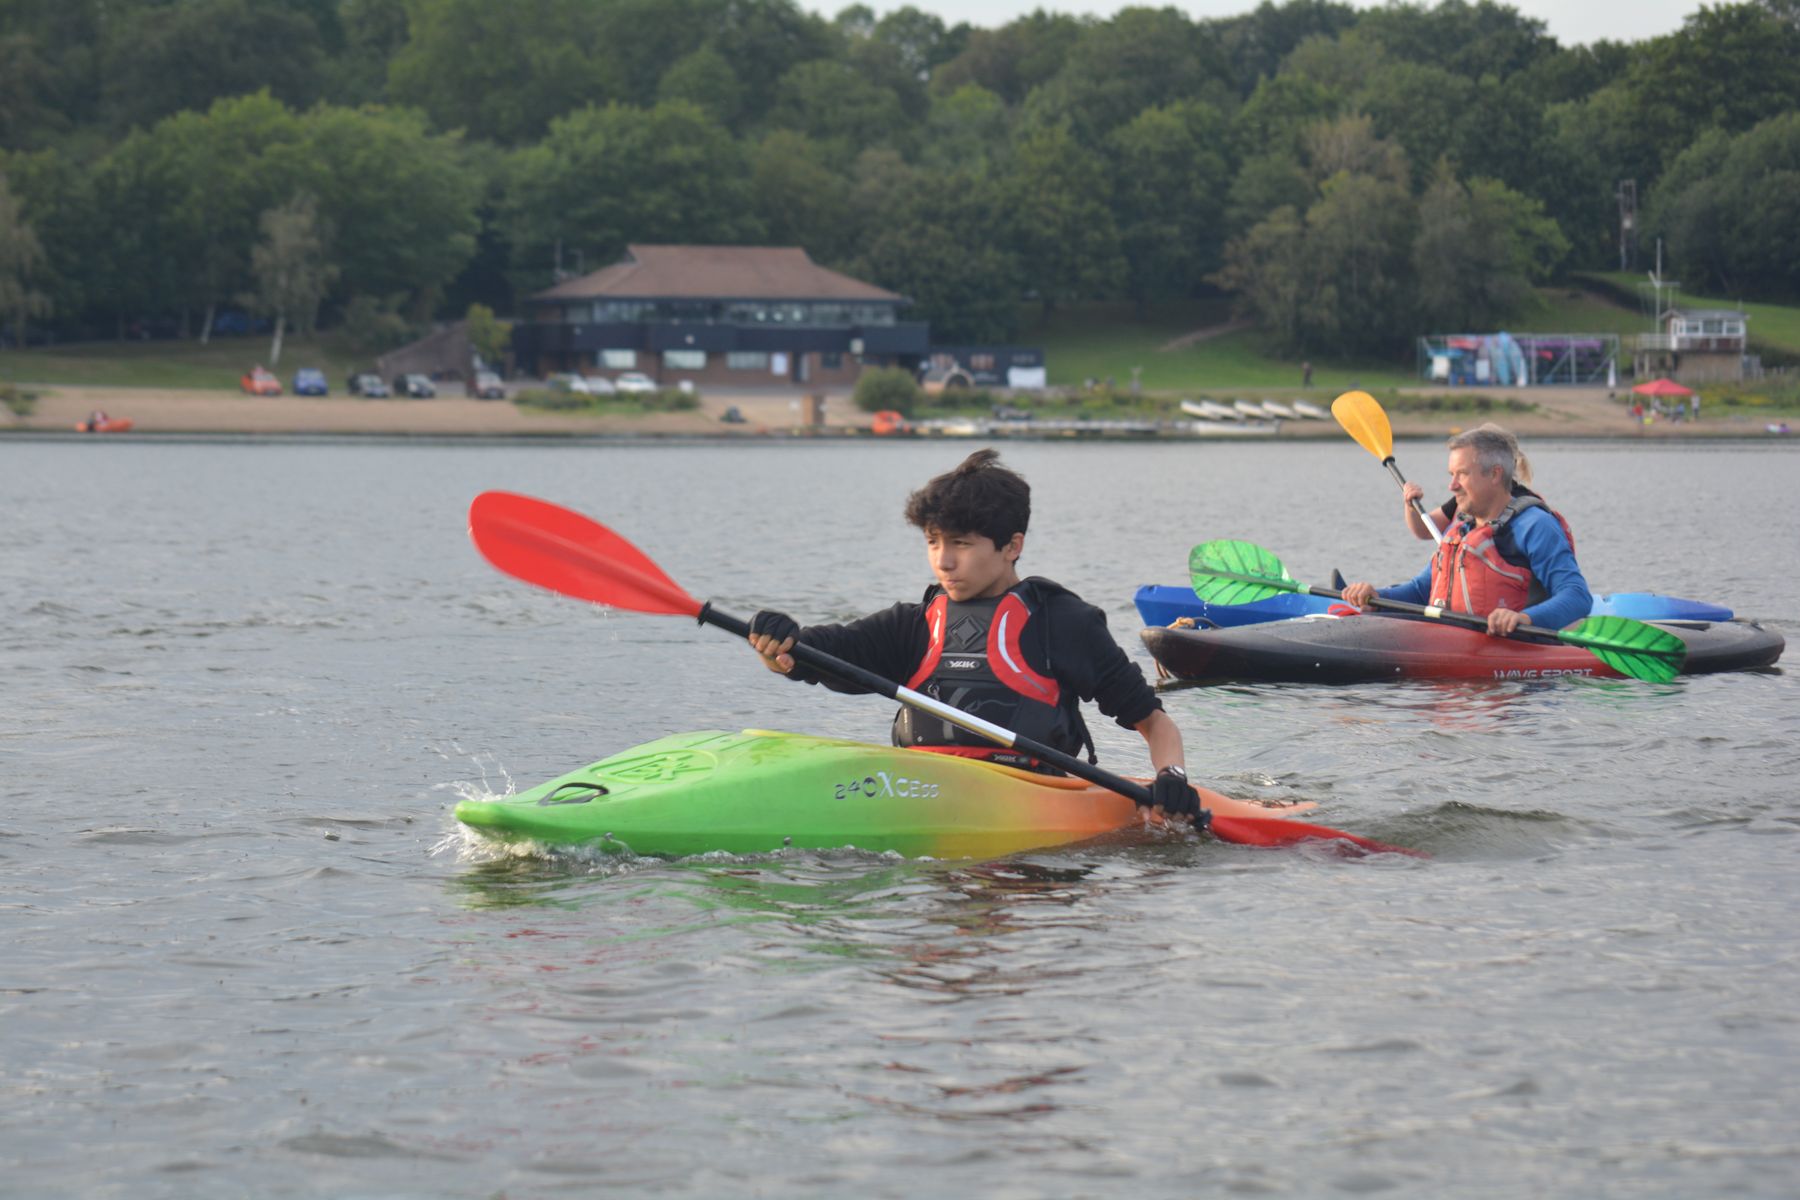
[894,684,1018,747]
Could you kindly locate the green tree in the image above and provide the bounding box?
[102,93,307,342]
[1412,162,1567,331]
[999,121,1123,317]
[280,103,481,310]
[1623,3,1800,144]
[1214,0,1359,97]
[1300,171,1417,352]
[1021,8,1233,145]
[1105,101,1232,313]
[0,149,93,333]
[1231,73,1342,162]
[388,0,618,144]
[501,101,760,294]
[919,84,1009,172]
[1352,0,1555,80]
[1300,114,1409,186]
[321,0,410,107]
[930,11,1083,106]
[1647,113,1800,299]
[704,0,840,126]
[100,0,327,131]
[1224,151,1313,240]
[748,130,854,262]
[0,28,70,150]
[464,302,512,367]
[593,0,714,105]
[0,172,51,345]
[657,46,745,129]
[1214,171,1417,356]
[243,194,337,365]
[872,6,966,81]
[768,59,912,165]
[851,171,1022,343]
[852,366,921,416]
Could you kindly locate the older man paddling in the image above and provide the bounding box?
[1342,426,1591,636]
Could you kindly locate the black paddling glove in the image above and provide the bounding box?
[1151,767,1208,826]
[750,610,800,645]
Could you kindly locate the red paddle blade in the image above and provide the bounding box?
[468,491,701,618]
[1212,814,1423,857]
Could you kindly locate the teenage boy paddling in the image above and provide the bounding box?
[746,449,1206,824]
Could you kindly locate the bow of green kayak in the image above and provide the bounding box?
[454,729,1318,859]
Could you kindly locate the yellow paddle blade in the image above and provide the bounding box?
[1331,390,1394,461]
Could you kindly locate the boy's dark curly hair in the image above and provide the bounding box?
[903,449,1030,550]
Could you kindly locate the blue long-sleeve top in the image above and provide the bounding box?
[1379,506,1592,630]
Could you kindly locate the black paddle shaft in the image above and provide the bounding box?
[1303,583,1568,643]
[1383,455,1441,539]
[696,602,1159,808]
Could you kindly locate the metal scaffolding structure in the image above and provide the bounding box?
[1417,333,1621,387]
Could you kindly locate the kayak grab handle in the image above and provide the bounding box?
[537,781,609,806]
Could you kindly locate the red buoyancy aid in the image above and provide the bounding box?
[892,582,1093,767]
[1429,495,1576,615]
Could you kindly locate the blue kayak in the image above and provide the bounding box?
[1133,584,1735,629]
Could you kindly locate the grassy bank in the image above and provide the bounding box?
[1576,271,1800,359]
[1027,299,1417,393]
[0,331,374,391]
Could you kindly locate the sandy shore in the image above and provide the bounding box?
[0,382,1779,439]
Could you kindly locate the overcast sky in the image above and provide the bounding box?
[819,0,1698,49]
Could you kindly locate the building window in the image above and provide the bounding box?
[600,349,636,369]
[821,352,843,369]
[727,351,769,370]
[970,354,996,370]
[663,349,706,370]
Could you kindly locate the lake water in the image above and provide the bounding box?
[3,435,1797,1198]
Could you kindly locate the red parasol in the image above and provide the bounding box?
[1632,377,1694,398]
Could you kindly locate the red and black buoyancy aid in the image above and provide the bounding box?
[1429,494,1577,615]
[891,580,1094,769]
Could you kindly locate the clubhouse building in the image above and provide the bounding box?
[511,244,930,388]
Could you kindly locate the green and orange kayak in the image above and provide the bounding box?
[454,728,1318,858]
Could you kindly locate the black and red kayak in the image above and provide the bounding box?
[1141,613,1785,684]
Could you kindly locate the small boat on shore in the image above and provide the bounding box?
[1233,398,1270,418]
[1292,400,1329,419]
[1260,400,1297,418]
[1180,399,1239,421]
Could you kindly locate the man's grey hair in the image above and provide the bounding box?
[1447,426,1517,485]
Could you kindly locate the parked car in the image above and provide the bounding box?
[472,371,506,399]
[348,373,389,397]
[613,372,657,394]
[292,368,328,396]
[547,372,597,395]
[239,366,281,396]
[392,373,436,398]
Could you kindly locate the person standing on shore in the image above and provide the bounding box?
[1345,426,1590,636]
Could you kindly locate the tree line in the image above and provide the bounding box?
[1,0,1797,360]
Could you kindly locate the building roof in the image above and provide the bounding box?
[534,245,905,304]
[1670,307,1747,320]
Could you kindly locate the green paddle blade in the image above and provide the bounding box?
[1559,615,1687,683]
[1189,540,1305,604]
